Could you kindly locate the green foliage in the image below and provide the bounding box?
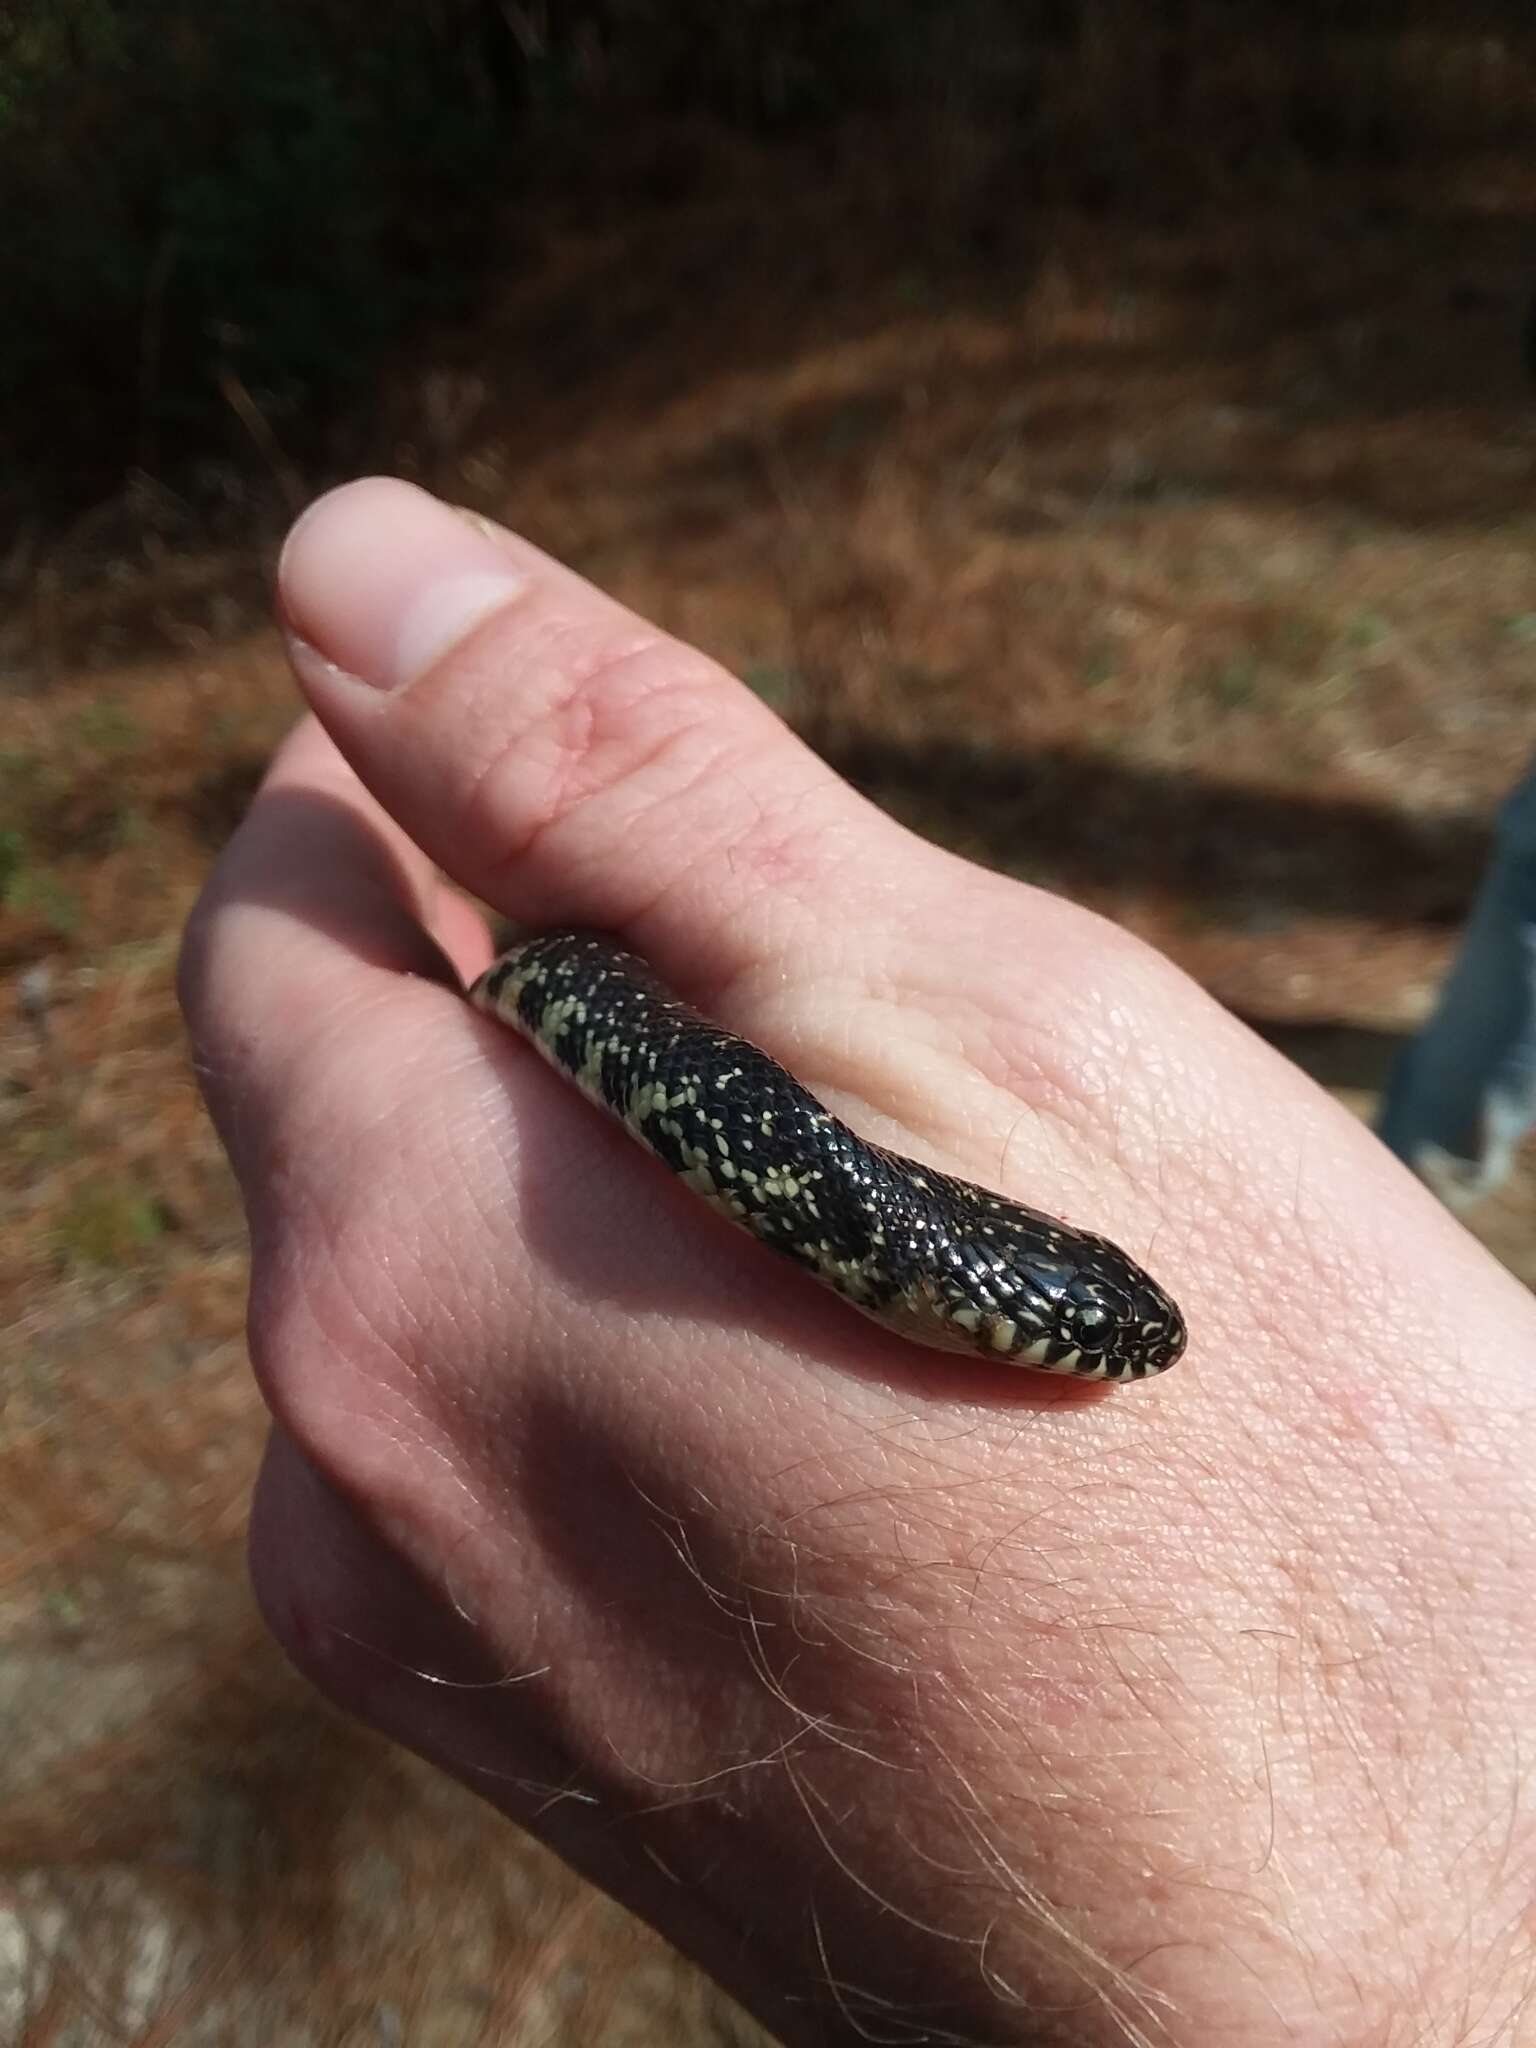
[0,0,501,503]
[72,700,142,757]
[1345,610,1391,649]
[594,0,1022,127]
[1081,646,1118,690]
[0,0,125,135]
[42,1584,86,1628]
[5,861,82,934]
[741,661,803,708]
[1206,652,1261,708]
[7,1,1536,518]
[14,1120,79,1169]
[54,1178,170,1268]
[0,0,1027,507]
[108,801,149,850]
[0,747,43,800]
[0,825,23,899]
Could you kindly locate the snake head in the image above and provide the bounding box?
[1059,1260,1187,1380]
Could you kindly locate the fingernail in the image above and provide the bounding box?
[278,478,526,693]
[282,625,361,693]
[450,504,510,542]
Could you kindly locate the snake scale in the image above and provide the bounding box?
[469,931,1186,1381]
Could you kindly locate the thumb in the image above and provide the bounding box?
[277,477,899,997]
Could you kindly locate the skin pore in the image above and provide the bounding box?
[180,478,1536,2046]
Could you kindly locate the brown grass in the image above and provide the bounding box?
[4,106,1536,2041]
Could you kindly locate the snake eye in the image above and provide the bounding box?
[1069,1301,1116,1355]
[1062,1275,1136,1354]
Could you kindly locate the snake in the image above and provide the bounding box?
[468,931,1186,1382]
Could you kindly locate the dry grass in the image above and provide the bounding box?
[4,114,1536,2041]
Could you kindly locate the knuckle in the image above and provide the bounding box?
[461,630,738,892]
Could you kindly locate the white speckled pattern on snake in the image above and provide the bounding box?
[469,931,1186,1382]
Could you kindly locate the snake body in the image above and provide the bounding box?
[469,931,1186,1381]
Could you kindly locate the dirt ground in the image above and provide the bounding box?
[3,130,1535,2043]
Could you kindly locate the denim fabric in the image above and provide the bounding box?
[1375,761,1536,1208]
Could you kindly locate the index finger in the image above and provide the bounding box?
[177,715,491,1183]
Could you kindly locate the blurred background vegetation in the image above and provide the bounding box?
[4,2,1536,2041]
[9,0,1533,528]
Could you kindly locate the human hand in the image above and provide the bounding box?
[180,478,1536,2046]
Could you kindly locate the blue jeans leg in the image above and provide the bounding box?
[1375,765,1536,1209]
